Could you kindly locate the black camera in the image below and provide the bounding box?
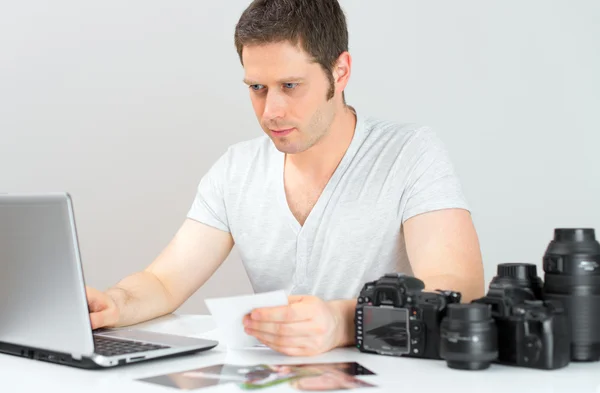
[542,228,600,362]
[473,263,570,370]
[355,273,461,359]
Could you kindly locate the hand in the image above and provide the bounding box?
[242,295,342,356]
[86,286,120,329]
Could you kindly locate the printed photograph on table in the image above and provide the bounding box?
[137,361,376,391]
[274,362,376,391]
[138,364,249,390]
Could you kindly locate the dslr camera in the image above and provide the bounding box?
[355,273,461,359]
[472,263,570,370]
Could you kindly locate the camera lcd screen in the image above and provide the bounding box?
[362,306,409,355]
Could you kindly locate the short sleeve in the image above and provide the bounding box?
[187,149,231,232]
[401,127,470,223]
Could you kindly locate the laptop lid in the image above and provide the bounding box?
[0,192,95,357]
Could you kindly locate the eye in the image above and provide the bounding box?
[250,84,265,91]
[283,83,298,89]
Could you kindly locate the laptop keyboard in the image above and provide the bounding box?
[93,335,170,357]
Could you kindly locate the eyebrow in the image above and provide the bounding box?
[243,77,305,85]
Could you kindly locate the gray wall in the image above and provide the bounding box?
[1,1,598,314]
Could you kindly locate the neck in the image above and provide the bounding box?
[286,105,357,178]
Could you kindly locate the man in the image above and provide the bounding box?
[86,0,484,357]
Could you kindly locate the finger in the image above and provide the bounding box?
[89,307,118,330]
[243,319,326,337]
[258,340,319,357]
[85,287,106,313]
[245,327,328,353]
[89,310,109,330]
[287,295,305,304]
[263,343,304,356]
[251,302,313,323]
[247,329,310,350]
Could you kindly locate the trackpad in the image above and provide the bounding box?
[95,329,215,347]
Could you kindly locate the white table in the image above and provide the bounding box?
[1,314,597,392]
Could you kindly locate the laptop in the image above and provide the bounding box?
[0,192,218,369]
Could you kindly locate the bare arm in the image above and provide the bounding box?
[89,218,233,328]
[403,208,485,302]
[322,209,484,350]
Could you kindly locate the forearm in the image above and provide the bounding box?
[328,299,358,348]
[106,270,177,327]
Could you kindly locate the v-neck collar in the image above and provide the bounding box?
[275,110,367,236]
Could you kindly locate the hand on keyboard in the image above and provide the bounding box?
[86,286,120,330]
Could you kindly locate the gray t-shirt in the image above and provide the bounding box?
[187,111,469,300]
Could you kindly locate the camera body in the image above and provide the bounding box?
[494,300,570,369]
[472,263,570,370]
[355,273,461,359]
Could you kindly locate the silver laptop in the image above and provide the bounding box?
[0,192,218,369]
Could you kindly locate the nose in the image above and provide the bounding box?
[262,91,286,122]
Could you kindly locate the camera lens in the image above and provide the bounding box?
[440,303,498,370]
[498,263,538,280]
[472,263,544,318]
[543,228,600,361]
[495,263,544,300]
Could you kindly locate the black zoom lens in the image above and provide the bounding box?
[440,303,498,370]
[543,228,600,361]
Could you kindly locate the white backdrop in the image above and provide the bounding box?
[1,0,598,313]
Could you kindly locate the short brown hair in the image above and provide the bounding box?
[234,0,349,101]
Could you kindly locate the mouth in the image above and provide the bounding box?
[270,128,295,137]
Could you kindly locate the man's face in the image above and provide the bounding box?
[242,42,337,154]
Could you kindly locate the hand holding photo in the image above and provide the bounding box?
[204,290,289,349]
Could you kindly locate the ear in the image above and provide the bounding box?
[333,51,352,94]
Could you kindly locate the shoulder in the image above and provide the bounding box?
[363,116,439,147]
[360,115,447,159]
